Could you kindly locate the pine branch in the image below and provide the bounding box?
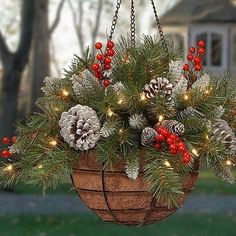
[144,160,184,209]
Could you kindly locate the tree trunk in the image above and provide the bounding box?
[30,0,50,112]
[0,0,35,143]
[0,70,21,139]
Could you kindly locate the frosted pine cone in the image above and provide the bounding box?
[162,120,185,136]
[59,105,101,151]
[212,119,236,154]
[141,127,157,147]
[143,76,173,101]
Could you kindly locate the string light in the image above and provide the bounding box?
[205,90,210,95]
[38,164,43,169]
[61,89,69,97]
[191,148,199,157]
[4,164,13,172]
[184,94,189,101]
[107,108,114,117]
[54,107,60,112]
[49,139,58,147]
[119,129,124,135]
[226,160,233,166]
[140,93,147,102]
[205,134,210,140]
[117,99,124,105]
[158,115,164,123]
[164,160,171,167]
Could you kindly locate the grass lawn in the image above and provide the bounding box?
[0,214,235,236]
[11,169,236,196]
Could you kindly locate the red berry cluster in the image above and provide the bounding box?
[91,41,115,88]
[183,40,206,73]
[1,136,17,159]
[154,127,191,164]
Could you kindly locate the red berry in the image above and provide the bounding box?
[195,64,202,71]
[107,40,115,49]
[182,152,191,164]
[94,71,102,79]
[104,64,111,70]
[103,79,111,87]
[96,54,104,61]
[198,47,206,55]
[169,143,178,152]
[95,42,103,50]
[189,47,196,53]
[2,137,10,145]
[170,149,178,156]
[183,64,190,71]
[161,129,170,139]
[91,63,100,71]
[156,134,165,142]
[187,54,194,61]
[194,56,202,64]
[178,142,187,153]
[156,127,165,134]
[154,143,161,150]
[107,49,115,57]
[104,57,112,65]
[169,134,179,142]
[197,40,206,48]
[167,138,175,145]
[1,150,11,158]
[11,136,17,143]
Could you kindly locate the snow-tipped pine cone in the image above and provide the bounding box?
[59,105,101,151]
[143,76,173,101]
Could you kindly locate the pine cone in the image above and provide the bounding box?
[59,105,101,151]
[141,127,157,147]
[161,120,185,136]
[212,119,236,154]
[143,76,173,101]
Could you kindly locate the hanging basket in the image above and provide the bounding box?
[72,150,199,226]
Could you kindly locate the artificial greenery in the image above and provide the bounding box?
[0,36,236,209]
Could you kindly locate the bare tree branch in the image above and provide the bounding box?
[67,0,84,53]
[49,0,66,35]
[0,30,10,65]
[91,0,103,51]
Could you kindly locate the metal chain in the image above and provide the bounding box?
[108,0,122,41]
[130,0,136,46]
[150,0,169,56]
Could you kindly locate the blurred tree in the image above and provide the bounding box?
[30,0,65,112]
[0,0,35,139]
[67,0,105,53]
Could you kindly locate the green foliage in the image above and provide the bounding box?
[144,159,184,209]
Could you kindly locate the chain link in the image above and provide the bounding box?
[150,0,169,56]
[130,0,136,46]
[108,0,122,41]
